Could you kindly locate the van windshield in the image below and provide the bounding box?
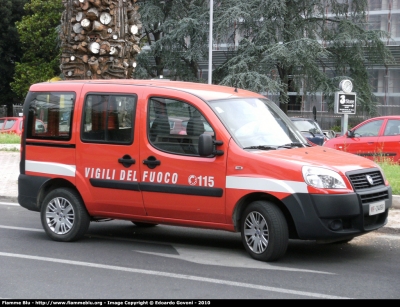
[209,98,308,148]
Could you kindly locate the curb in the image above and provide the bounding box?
[393,195,400,209]
[0,144,20,151]
[0,196,18,204]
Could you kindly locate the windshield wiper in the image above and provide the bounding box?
[243,145,277,150]
[278,142,310,148]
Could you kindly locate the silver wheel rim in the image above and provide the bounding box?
[45,197,75,235]
[244,211,269,254]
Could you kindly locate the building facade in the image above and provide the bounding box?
[205,0,400,130]
[276,0,400,129]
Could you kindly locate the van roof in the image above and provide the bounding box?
[29,79,264,101]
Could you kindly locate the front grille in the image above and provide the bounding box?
[347,169,389,204]
[348,171,384,191]
[359,191,389,204]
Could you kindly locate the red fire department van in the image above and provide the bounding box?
[18,79,392,262]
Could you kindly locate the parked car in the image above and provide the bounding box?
[324,115,400,163]
[181,119,214,135]
[150,117,214,136]
[169,117,189,135]
[289,117,328,145]
[323,129,337,139]
[0,117,46,136]
[0,117,24,135]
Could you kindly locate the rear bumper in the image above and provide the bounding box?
[18,174,50,212]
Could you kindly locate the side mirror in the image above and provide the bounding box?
[198,134,224,157]
[198,134,213,156]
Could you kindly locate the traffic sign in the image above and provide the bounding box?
[334,92,356,114]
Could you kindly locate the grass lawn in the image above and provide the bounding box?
[377,161,400,195]
[0,133,20,144]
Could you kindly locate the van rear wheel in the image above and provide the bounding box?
[40,188,90,242]
[240,201,288,262]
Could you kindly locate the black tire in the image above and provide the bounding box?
[131,221,158,228]
[240,200,289,262]
[40,188,90,242]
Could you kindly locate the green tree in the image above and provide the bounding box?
[134,0,209,81]
[0,0,28,114]
[11,0,63,100]
[212,0,395,115]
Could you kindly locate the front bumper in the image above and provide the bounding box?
[282,186,392,240]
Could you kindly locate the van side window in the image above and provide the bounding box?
[25,92,75,140]
[82,94,136,144]
[148,98,214,155]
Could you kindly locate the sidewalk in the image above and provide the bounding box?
[0,145,399,229]
[0,146,19,203]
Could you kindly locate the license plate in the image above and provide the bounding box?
[369,201,385,216]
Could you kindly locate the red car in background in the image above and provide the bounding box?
[323,115,400,163]
[0,117,46,136]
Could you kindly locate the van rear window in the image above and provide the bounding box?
[24,92,75,140]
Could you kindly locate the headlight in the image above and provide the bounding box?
[302,166,346,189]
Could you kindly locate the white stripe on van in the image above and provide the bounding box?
[23,163,307,193]
[226,176,308,194]
[26,160,76,177]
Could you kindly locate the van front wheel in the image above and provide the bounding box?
[40,188,90,242]
[240,201,289,262]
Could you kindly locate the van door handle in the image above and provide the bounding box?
[118,155,136,168]
[143,156,161,169]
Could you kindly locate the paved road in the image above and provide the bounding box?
[0,202,399,299]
